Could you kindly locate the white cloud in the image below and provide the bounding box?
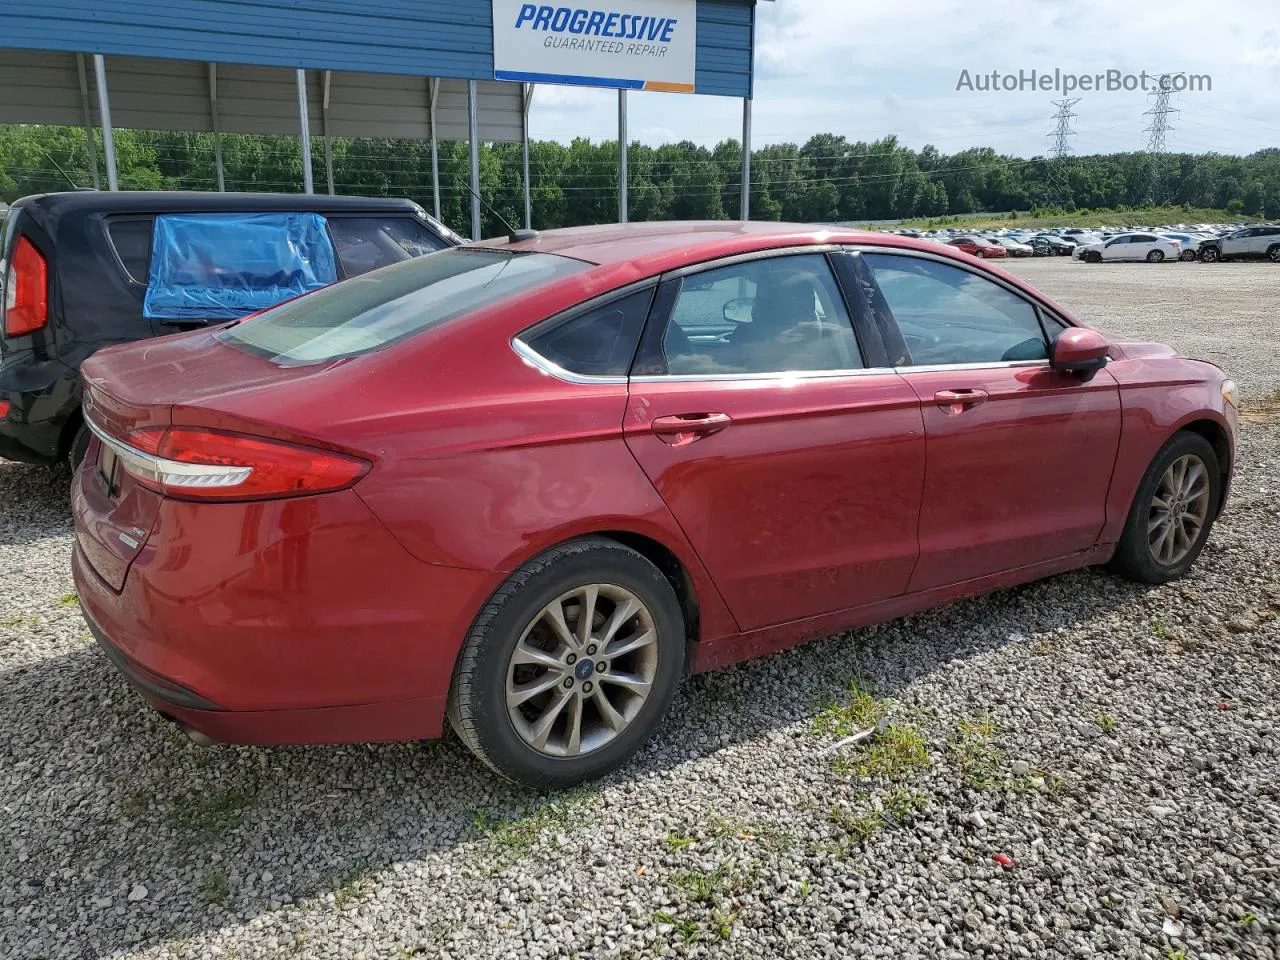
[528,0,1280,156]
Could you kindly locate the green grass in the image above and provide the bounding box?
[474,790,596,862]
[57,592,80,607]
[1239,912,1258,927]
[832,723,931,781]
[1,615,26,628]
[828,789,930,849]
[332,864,373,909]
[666,828,697,852]
[653,912,701,943]
[198,868,230,905]
[1097,713,1117,735]
[813,680,885,737]
[949,717,1006,791]
[1151,616,1168,638]
[168,788,255,834]
[671,859,745,905]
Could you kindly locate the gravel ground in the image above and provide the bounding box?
[2,259,1278,960]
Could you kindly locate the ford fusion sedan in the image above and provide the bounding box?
[1077,233,1183,263]
[67,222,1237,788]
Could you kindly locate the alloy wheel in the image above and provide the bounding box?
[505,584,659,758]
[1148,454,1211,566]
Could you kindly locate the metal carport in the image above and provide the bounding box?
[0,0,762,239]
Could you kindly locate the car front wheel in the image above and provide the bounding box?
[1268,245,1280,263]
[1108,431,1221,584]
[448,537,686,788]
[1147,250,1165,263]
[1201,247,1221,262]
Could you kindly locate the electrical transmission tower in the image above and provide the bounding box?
[1044,98,1080,206]
[1143,79,1178,205]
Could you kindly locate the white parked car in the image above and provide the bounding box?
[991,237,1034,257]
[1076,233,1182,263]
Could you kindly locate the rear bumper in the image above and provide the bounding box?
[71,484,502,745]
[0,357,78,463]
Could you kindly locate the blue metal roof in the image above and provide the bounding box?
[1,0,757,98]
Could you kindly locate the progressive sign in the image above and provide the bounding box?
[492,0,698,93]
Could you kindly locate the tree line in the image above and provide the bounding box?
[2,124,1278,238]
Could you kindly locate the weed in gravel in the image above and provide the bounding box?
[331,862,373,909]
[1238,912,1258,927]
[198,868,230,905]
[122,791,151,816]
[1097,713,1117,735]
[474,789,596,862]
[56,593,79,607]
[169,788,255,834]
[671,858,746,904]
[666,828,697,852]
[1151,616,1168,638]
[654,912,701,943]
[949,717,1006,791]
[1168,950,1187,960]
[1,615,25,628]
[828,789,930,849]
[813,679,885,737]
[833,723,930,781]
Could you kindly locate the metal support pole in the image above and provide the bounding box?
[296,69,314,194]
[92,56,119,190]
[617,89,628,223]
[429,79,441,222]
[741,97,753,220]
[208,64,225,191]
[522,83,534,230]
[468,79,481,241]
[76,55,101,189]
[322,71,334,195]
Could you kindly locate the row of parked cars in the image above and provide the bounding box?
[890,222,1280,265]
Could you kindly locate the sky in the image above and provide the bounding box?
[529,0,1280,158]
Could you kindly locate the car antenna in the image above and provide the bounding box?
[44,152,83,191]
[465,185,538,243]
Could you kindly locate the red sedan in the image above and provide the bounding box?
[942,235,1009,258]
[70,222,1237,788]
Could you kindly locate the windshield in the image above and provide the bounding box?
[218,249,589,366]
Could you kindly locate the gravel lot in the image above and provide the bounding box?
[2,259,1278,960]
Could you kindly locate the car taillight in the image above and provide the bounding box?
[95,423,370,500]
[3,236,49,337]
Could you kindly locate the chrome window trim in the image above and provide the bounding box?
[894,359,1049,374]
[659,244,843,283]
[630,366,895,384]
[510,338,629,386]
[84,415,253,486]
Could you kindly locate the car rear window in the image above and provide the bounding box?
[218,249,590,366]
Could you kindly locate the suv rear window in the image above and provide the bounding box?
[218,249,589,366]
[106,218,155,283]
[328,217,448,276]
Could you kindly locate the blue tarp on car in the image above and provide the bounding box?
[143,213,338,320]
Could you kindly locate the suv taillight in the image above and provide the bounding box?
[96,423,370,501]
[3,236,49,337]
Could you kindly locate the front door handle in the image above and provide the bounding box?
[934,388,989,414]
[651,412,732,446]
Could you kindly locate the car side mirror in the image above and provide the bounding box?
[723,297,754,323]
[1052,328,1110,376]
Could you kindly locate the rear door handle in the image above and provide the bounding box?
[651,412,732,446]
[934,388,988,414]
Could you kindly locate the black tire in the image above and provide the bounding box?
[66,421,91,472]
[1107,431,1222,584]
[1268,245,1280,263]
[448,537,686,789]
[1201,247,1220,263]
[1147,250,1165,263]
[1086,251,1102,264]
[1179,249,1196,262]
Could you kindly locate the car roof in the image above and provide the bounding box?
[12,190,424,216]
[478,220,945,272]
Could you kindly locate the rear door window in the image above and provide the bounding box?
[219,249,589,366]
[328,216,448,277]
[106,217,155,283]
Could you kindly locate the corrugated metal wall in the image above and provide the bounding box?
[0,51,525,141]
[1,0,756,98]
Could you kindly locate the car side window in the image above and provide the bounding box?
[106,217,156,283]
[522,288,653,378]
[862,254,1050,366]
[327,216,447,277]
[661,254,862,375]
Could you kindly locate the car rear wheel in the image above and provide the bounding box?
[1179,249,1197,262]
[448,537,686,788]
[1147,250,1165,263]
[1108,431,1221,584]
[1268,245,1280,263]
[1086,251,1102,263]
[973,249,985,258]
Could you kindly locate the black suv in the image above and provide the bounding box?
[0,191,461,467]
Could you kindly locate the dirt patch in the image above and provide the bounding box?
[1240,391,1280,426]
